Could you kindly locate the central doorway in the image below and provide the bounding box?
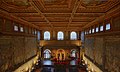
[56,49,65,61]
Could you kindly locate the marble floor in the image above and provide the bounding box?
[32,60,87,72]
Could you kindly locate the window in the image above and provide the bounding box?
[85,31,87,35]
[106,23,110,30]
[57,31,64,40]
[14,25,18,31]
[20,27,24,32]
[71,50,77,57]
[100,25,103,31]
[71,51,76,57]
[70,31,77,40]
[89,29,91,34]
[44,31,50,40]
[92,28,94,33]
[37,31,40,40]
[96,27,99,32]
[35,30,37,35]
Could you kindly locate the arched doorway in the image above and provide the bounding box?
[56,49,65,61]
[43,49,51,59]
[70,49,78,58]
[70,49,79,65]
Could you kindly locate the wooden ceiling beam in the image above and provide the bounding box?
[69,24,86,26]
[29,0,53,28]
[11,13,41,17]
[33,23,86,25]
[30,21,89,24]
[68,0,72,8]
[39,0,45,9]
[42,12,104,14]
[43,13,71,14]
[10,12,104,17]
[38,27,82,31]
[67,0,82,29]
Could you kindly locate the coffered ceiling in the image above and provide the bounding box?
[0,0,120,31]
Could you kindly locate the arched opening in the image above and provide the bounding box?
[43,49,51,59]
[44,31,50,40]
[70,49,79,65]
[56,49,65,61]
[70,49,77,58]
[57,31,64,40]
[70,31,77,40]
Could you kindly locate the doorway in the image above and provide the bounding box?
[43,49,51,59]
[56,49,65,61]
